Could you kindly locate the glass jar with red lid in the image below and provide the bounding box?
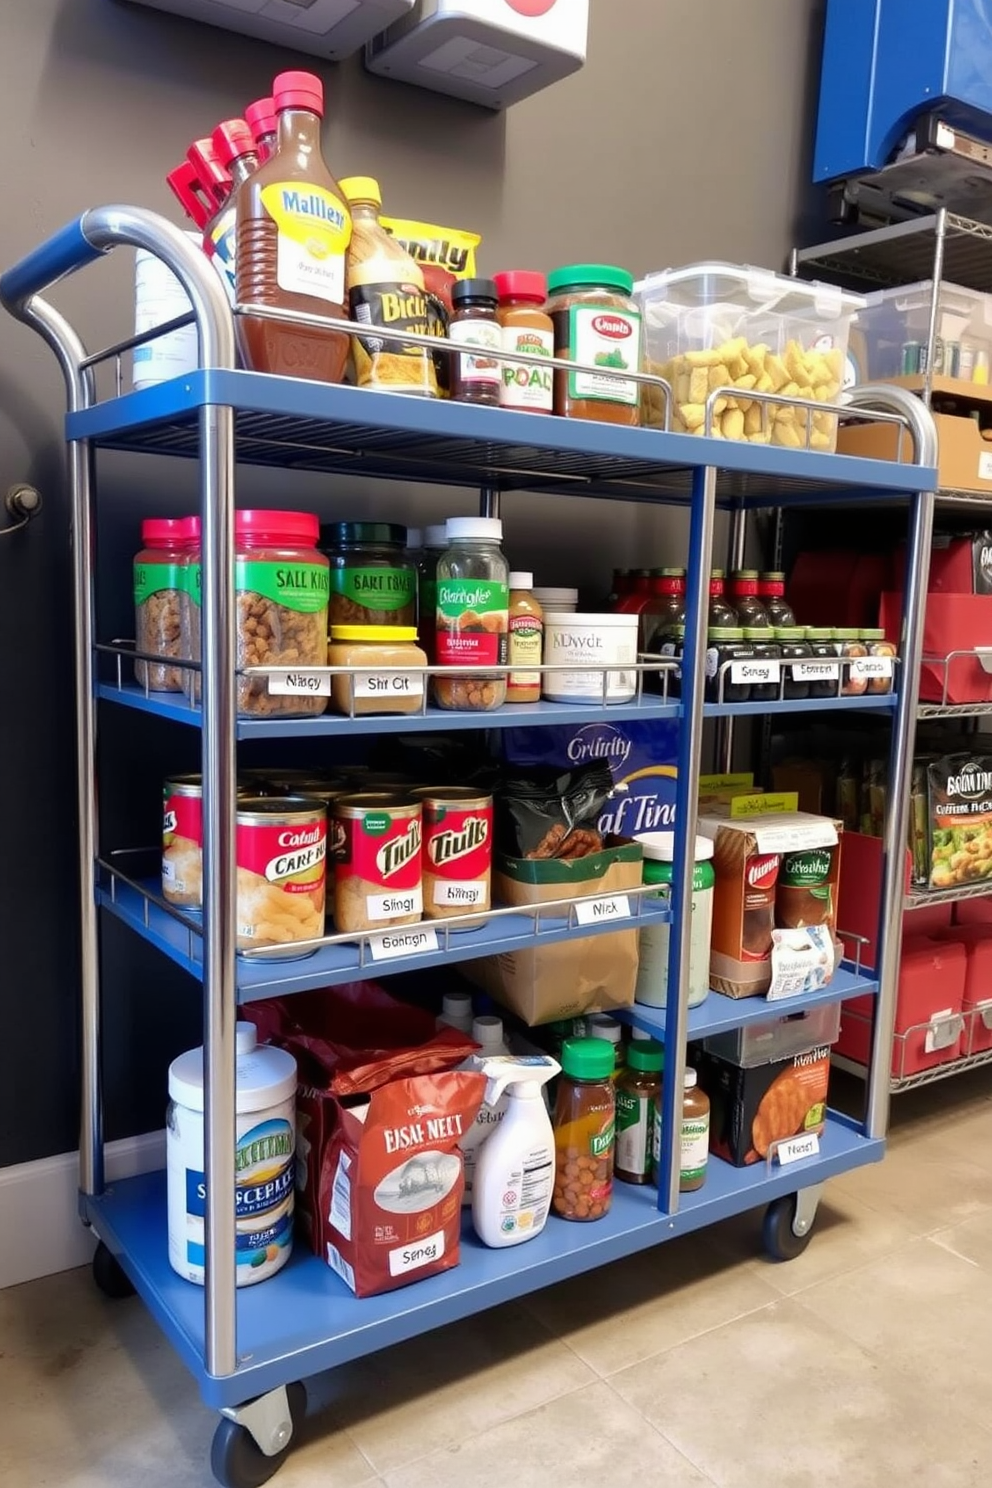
[644,569,686,651]
[708,569,737,627]
[758,570,795,626]
[134,517,198,693]
[729,569,771,628]
[185,509,329,717]
[493,270,554,414]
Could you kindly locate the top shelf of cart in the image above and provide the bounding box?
[67,369,937,507]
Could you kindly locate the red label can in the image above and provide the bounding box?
[235,796,327,951]
[412,787,493,919]
[163,774,203,908]
[332,793,423,935]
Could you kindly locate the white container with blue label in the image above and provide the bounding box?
[166,1022,297,1287]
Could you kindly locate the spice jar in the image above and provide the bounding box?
[327,625,427,715]
[776,626,812,700]
[729,569,771,628]
[449,279,501,406]
[552,1038,616,1222]
[545,264,642,425]
[134,517,197,692]
[834,627,868,696]
[634,831,714,1010]
[434,517,509,711]
[321,521,417,628]
[506,571,544,704]
[805,627,841,699]
[493,270,553,414]
[680,1070,710,1192]
[742,626,781,702]
[187,510,329,716]
[615,1039,664,1185]
[759,571,795,626]
[861,627,897,694]
[705,626,752,703]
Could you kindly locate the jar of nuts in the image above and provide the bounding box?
[434,516,509,711]
[552,1038,616,1222]
[134,517,198,692]
[185,510,329,716]
[321,522,417,629]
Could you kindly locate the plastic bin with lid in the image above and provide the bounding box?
[702,1001,841,1068]
[634,263,863,450]
[853,279,992,384]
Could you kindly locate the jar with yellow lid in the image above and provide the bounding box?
[327,625,427,716]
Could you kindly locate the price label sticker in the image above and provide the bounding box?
[730,661,781,686]
[574,894,631,927]
[850,656,893,680]
[368,924,439,962]
[775,1132,820,1166]
[267,669,331,698]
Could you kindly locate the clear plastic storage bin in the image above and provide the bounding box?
[853,279,992,383]
[702,1001,841,1068]
[635,264,863,450]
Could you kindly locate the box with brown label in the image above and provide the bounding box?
[697,810,842,998]
[695,1043,832,1166]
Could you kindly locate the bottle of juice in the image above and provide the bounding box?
[206,120,257,303]
[235,70,352,383]
[338,175,437,397]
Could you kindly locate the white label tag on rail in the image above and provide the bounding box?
[776,1131,820,1166]
[368,924,439,962]
[354,672,424,701]
[267,669,332,698]
[791,661,839,682]
[850,657,893,681]
[574,894,630,926]
[730,661,780,685]
[978,451,992,481]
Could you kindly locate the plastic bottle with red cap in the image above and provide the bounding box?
[206,120,258,303]
[493,271,553,413]
[234,70,352,383]
[245,97,278,163]
[166,160,212,232]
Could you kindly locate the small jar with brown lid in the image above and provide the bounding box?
[615,1039,664,1185]
[545,264,642,425]
[834,627,868,696]
[493,271,553,414]
[449,279,502,406]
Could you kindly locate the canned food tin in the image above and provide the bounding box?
[235,796,327,952]
[409,786,493,920]
[163,774,206,909]
[332,792,423,935]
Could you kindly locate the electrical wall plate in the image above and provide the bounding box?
[123,0,416,61]
[365,0,588,110]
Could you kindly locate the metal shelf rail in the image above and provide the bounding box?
[794,208,992,1094]
[0,206,938,1485]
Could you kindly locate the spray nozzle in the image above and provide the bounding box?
[469,1054,560,1106]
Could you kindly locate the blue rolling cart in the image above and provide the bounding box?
[1,207,938,1487]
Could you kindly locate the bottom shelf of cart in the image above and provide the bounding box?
[84,1113,883,1410]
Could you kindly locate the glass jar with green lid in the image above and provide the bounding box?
[634,831,715,1009]
[545,264,642,425]
[860,627,897,694]
[552,1038,616,1222]
[833,626,868,696]
[705,625,752,702]
[776,625,812,699]
[805,626,841,698]
[656,621,684,698]
[742,625,781,702]
[321,521,417,629]
[615,1039,664,1185]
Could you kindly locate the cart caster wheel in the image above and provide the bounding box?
[92,1242,135,1299]
[211,1382,306,1488]
[763,1195,814,1262]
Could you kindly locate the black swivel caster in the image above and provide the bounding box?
[92,1241,135,1299]
[211,1381,307,1488]
[763,1194,816,1261]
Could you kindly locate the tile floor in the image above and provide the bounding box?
[4,1071,992,1488]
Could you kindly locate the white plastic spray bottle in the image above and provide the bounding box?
[470,1056,560,1248]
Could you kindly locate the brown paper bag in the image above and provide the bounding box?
[463,843,642,1025]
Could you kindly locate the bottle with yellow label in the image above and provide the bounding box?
[339,177,437,398]
[235,70,352,383]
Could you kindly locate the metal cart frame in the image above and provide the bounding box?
[1,207,937,1486]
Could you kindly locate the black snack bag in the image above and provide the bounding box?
[496,761,615,860]
[368,733,500,792]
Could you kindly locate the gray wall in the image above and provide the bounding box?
[0,0,824,1167]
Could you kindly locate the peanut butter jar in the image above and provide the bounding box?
[327,625,427,715]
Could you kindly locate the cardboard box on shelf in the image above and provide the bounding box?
[839,411,992,496]
[695,1043,832,1167]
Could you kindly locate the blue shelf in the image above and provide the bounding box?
[66,370,937,507]
[96,679,896,734]
[85,1114,884,1409]
[95,682,680,736]
[96,875,673,1002]
[615,964,877,1042]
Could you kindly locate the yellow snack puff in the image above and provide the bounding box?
[722,407,745,440]
[744,403,764,436]
[681,402,706,431]
[676,371,691,404]
[766,354,790,390]
[708,363,731,392]
[810,429,833,451]
[798,384,814,402]
[720,337,747,362]
[735,372,757,392]
[772,421,802,448]
[748,431,771,444]
[780,380,801,400]
[685,348,723,368]
[690,367,710,403]
[756,372,774,393]
[745,343,769,376]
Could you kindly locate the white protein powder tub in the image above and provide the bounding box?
[133,238,199,391]
[167,1021,297,1287]
[543,611,639,702]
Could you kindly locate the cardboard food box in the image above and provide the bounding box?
[838,409,992,496]
[695,1043,832,1167]
[697,809,843,998]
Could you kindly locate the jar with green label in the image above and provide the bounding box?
[321,522,417,629]
[615,1039,664,1184]
[134,516,198,693]
[634,831,715,1009]
[194,509,329,717]
[434,516,509,711]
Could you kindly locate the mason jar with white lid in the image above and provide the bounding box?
[542,611,638,702]
[166,1021,296,1287]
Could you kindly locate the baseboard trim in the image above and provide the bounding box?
[0,1131,165,1290]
